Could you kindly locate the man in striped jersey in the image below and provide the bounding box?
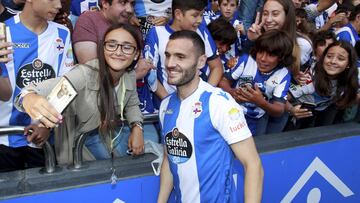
[157,30,263,203]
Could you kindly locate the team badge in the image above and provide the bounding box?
[192,101,202,118]
[55,38,65,54]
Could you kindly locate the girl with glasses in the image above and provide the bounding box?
[14,24,147,164]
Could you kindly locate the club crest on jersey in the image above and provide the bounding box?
[16,58,56,88]
[165,128,192,164]
[192,101,202,118]
[55,38,64,54]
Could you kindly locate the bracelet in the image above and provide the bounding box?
[131,121,143,131]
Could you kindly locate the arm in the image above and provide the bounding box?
[73,41,98,64]
[218,77,244,103]
[154,80,168,100]
[0,76,11,101]
[239,84,286,117]
[316,0,337,13]
[231,137,263,203]
[207,56,223,86]
[157,149,173,203]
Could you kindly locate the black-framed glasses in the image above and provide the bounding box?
[104,41,137,55]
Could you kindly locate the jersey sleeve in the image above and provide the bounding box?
[58,28,74,76]
[209,90,252,144]
[144,27,160,67]
[272,69,291,102]
[336,30,352,44]
[200,25,218,60]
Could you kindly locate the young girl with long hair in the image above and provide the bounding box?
[288,40,359,128]
[15,24,151,164]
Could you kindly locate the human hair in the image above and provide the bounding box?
[349,4,360,21]
[207,17,237,46]
[311,30,336,52]
[314,41,359,109]
[217,0,239,6]
[295,8,307,19]
[99,0,113,9]
[262,0,300,76]
[169,30,205,57]
[171,0,207,18]
[98,23,143,135]
[250,30,294,68]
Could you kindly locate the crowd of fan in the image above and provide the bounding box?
[0,0,359,172]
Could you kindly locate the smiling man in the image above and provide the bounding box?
[157,30,263,203]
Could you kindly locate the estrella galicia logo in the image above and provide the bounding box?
[165,128,192,164]
[16,58,56,88]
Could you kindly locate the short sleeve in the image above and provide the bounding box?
[210,91,252,144]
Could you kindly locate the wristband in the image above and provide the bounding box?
[131,121,143,131]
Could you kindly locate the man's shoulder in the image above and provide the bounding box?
[77,10,102,20]
[47,21,71,33]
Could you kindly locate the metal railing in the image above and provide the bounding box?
[70,113,159,170]
[0,126,57,173]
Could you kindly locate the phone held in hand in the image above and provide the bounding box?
[46,77,77,114]
[0,22,7,59]
[301,102,316,111]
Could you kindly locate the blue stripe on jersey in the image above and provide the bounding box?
[1,63,7,77]
[8,20,38,146]
[162,94,182,200]
[194,91,236,202]
[57,27,68,73]
[134,0,146,17]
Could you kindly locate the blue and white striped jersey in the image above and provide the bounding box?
[0,14,74,147]
[144,21,218,94]
[159,79,251,203]
[224,54,291,119]
[134,0,172,17]
[336,23,360,47]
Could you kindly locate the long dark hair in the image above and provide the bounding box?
[98,24,143,135]
[314,41,359,109]
[262,0,300,76]
[250,30,294,68]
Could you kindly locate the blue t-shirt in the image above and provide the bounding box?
[224,54,291,119]
[0,14,74,147]
[159,79,252,203]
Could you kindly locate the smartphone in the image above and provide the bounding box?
[301,102,316,111]
[46,77,78,114]
[0,22,7,59]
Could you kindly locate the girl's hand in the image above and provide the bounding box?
[23,93,62,128]
[295,71,312,85]
[290,104,313,119]
[247,12,264,41]
[128,126,144,155]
